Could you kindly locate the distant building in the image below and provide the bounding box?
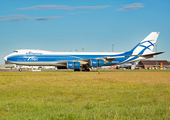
[137,60,170,69]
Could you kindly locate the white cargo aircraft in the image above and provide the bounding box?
[4,32,163,71]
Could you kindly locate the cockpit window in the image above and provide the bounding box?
[13,51,18,53]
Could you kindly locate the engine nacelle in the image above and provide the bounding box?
[74,62,80,69]
[67,62,80,69]
[67,62,74,69]
[90,59,97,67]
[98,59,104,67]
[90,59,104,67]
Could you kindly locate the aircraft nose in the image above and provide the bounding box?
[4,56,7,61]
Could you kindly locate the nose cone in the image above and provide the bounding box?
[4,56,7,61]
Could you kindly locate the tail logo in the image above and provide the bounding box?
[137,40,155,52]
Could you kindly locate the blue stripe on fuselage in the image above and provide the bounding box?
[7,53,138,65]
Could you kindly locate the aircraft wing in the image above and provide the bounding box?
[56,52,164,66]
[78,57,116,64]
[56,56,125,65]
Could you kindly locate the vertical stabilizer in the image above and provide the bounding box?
[129,32,160,55]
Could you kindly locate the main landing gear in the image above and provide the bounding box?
[18,65,23,72]
[74,69,80,71]
[74,65,91,72]
[82,65,90,72]
[19,68,22,72]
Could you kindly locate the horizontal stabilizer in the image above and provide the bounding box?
[139,52,164,58]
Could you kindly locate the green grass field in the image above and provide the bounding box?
[0,71,170,120]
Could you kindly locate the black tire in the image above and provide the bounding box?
[74,69,80,71]
[82,65,90,72]
[19,68,22,72]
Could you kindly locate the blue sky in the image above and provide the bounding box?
[0,0,170,64]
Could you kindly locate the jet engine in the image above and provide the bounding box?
[90,59,104,67]
[67,62,80,69]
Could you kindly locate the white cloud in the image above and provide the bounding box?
[0,15,30,22]
[79,11,91,13]
[18,5,111,10]
[84,32,91,34]
[117,3,144,11]
[34,16,65,21]
[74,5,111,9]
[68,13,79,15]
[0,15,64,22]
[68,11,91,15]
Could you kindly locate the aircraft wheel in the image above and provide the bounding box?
[84,68,90,72]
[74,69,80,71]
[19,68,22,72]
[82,65,90,72]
